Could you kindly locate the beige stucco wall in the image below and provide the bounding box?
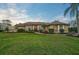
[49,25,59,33]
[64,25,69,33]
[25,26,29,31]
[25,25,43,31]
[25,26,33,31]
[49,24,69,33]
[49,25,53,29]
[15,24,69,33]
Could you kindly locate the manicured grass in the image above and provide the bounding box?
[0,32,79,55]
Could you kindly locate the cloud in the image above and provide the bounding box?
[0,4,70,25]
[0,3,45,25]
[0,9,8,20]
[0,8,28,25]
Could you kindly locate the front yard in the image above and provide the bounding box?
[0,33,79,55]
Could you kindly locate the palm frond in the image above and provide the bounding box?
[70,4,76,17]
[70,4,79,17]
[64,6,71,16]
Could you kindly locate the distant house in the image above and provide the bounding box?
[15,21,69,33]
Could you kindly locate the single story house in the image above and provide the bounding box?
[15,21,69,33]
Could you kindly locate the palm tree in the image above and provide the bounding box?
[64,3,79,33]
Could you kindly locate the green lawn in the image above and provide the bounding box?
[0,33,79,55]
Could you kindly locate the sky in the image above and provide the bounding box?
[0,3,71,25]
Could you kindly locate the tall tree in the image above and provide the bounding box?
[2,20,11,32]
[5,27,9,32]
[64,3,79,33]
[70,20,77,27]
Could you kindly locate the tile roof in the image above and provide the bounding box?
[50,21,69,25]
[24,22,45,25]
[15,23,25,27]
[15,21,69,27]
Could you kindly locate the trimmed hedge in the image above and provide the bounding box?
[59,29,64,33]
[17,29,25,32]
[26,30,34,33]
[39,30,43,33]
[68,27,77,33]
[0,30,4,32]
[48,29,54,34]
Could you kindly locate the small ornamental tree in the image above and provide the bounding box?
[5,27,9,32]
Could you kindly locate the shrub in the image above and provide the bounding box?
[0,30,4,32]
[44,31,48,34]
[39,30,43,33]
[17,29,25,32]
[28,28,31,31]
[28,30,34,33]
[26,30,34,33]
[59,29,64,33]
[68,27,77,33]
[48,29,54,34]
[34,29,38,32]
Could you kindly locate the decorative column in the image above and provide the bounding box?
[63,25,64,29]
[58,25,60,33]
[33,25,34,31]
[37,25,39,31]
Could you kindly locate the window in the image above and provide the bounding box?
[60,25,63,29]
